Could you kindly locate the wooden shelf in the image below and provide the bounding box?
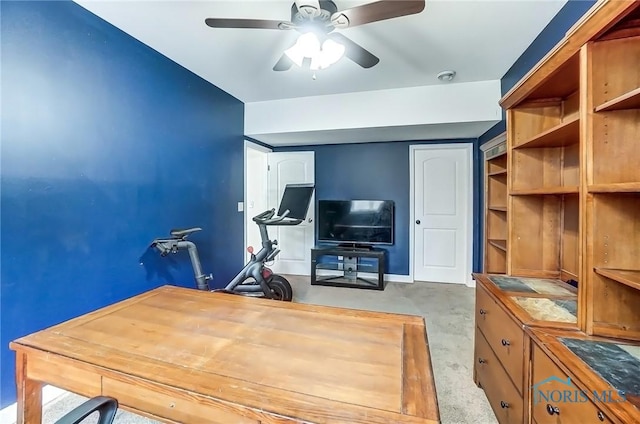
[511,186,579,195]
[488,239,507,252]
[595,268,640,291]
[488,206,507,212]
[488,169,507,176]
[595,87,640,112]
[513,114,579,149]
[483,134,508,275]
[588,182,640,193]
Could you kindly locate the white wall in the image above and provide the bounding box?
[245,80,502,145]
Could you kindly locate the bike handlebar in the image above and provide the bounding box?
[252,208,303,226]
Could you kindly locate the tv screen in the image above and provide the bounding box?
[318,200,394,245]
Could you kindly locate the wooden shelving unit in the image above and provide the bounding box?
[498,3,640,333]
[482,135,507,274]
[584,32,640,341]
[504,30,640,340]
[475,3,640,423]
[507,76,581,281]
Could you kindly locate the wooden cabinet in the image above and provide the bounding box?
[482,134,508,274]
[473,274,579,424]
[528,328,639,424]
[475,2,640,423]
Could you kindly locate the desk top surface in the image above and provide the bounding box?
[11,285,439,424]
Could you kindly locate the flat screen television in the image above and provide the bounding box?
[317,200,394,245]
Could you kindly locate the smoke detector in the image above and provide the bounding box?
[437,70,456,82]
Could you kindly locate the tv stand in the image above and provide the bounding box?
[311,246,385,290]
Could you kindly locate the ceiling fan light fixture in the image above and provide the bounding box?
[285,32,345,70]
[311,39,346,70]
[284,32,321,66]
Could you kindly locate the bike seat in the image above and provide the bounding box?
[170,227,202,238]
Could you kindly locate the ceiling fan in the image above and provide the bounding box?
[205,1,426,71]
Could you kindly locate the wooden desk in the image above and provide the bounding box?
[11,286,439,424]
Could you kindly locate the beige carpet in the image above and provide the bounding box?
[33,277,497,424]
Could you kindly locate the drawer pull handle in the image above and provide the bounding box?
[479,309,487,315]
[500,401,509,409]
[597,411,605,421]
[546,404,560,415]
[478,358,487,364]
[501,339,510,346]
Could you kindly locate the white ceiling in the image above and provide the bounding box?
[74,0,568,103]
[75,0,567,145]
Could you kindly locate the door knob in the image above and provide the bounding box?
[308,218,313,223]
[416,220,421,225]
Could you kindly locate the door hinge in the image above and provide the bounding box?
[267,165,271,171]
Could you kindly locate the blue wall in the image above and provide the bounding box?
[500,0,597,97]
[1,1,244,407]
[276,139,481,275]
[478,0,597,141]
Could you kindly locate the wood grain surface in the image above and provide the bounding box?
[11,285,439,424]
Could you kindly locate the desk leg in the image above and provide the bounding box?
[16,351,43,424]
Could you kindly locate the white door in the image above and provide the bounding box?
[267,151,315,275]
[244,142,270,263]
[412,145,472,284]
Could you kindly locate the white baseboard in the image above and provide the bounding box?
[0,385,67,424]
[386,274,414,283]
[465,279,476,288]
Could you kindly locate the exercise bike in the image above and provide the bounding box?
[150,183,315,301]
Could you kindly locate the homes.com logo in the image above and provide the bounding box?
[532,376,626,405]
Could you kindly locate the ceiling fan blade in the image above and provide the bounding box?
[331,1,425,28]
[273,54,294,71]
[329,33,379,68]
[205,18,294,30]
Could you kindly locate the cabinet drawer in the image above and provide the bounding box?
[476,283,525,393]
[475,328,524,424]
[531,344,614,424]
